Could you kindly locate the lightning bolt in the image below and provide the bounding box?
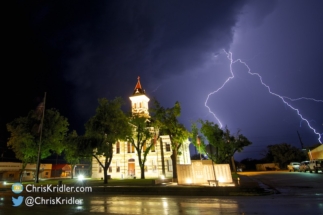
[151,84,162,93]
[205,50,322,143]
[282,97,323,102]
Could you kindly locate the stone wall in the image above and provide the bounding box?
[177,160,232,185]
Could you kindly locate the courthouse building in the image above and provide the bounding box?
[91,77,191,179]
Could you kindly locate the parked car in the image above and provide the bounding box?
[287,162,300,172]
[309,160,323,173]
[299,161,310,172]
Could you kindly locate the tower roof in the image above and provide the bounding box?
[133,76,146,95]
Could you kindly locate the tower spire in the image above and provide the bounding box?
[130,76,150,117]
[133,76,145,95]
[134,76,142,90]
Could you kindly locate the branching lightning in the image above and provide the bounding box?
[205,50,322,143]
[282,97,323,102]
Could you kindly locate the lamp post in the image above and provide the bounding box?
[124,139,127,178]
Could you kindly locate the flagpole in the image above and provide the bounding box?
[35,92,46,183]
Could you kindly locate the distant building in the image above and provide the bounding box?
[0,162,52,181]
[309,144,323,160]
[91,77,191,179]
[256,163,280,171]
[51,164,72,178]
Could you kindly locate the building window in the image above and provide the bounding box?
[26,172,30,176]
[166,143,171,152]
[45,172,48,175]
[116,160,120,173]
[127,142,135,153]
[144,165,148,172]
[116,142,120,154]
[99,167,102,173]
[109,167,112,173]
[167,160,173,172]
[127,142,131,153]
[143,141,146,151]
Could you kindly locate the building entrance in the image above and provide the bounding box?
[128,159,135,177]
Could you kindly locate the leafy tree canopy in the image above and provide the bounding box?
[7,108,69,164]
[84,97,131,184]
[85,98,131,147]
[264,143,306,168]
[150,99,190,179]
[191,120,252,164]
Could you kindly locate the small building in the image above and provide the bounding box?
[0,162,21,181]
[51,164,72,178]
[0,162,52,181]
[309,144,323,160]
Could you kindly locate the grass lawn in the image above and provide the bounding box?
[231,172,240,180]
[2,173,239,188]
[2,178,157,187]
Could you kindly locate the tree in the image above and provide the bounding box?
[191,120,252,166]
[64,130,84,179]
[85,98,131,184]
[264,143,306,169]
[128,115,154,179]
[7,108,69,182]
[151,100,190,180]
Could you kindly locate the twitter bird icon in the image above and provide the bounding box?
[12,196,24,207]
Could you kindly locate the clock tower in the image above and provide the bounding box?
[129,76,150,117]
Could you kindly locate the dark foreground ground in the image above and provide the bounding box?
[0,173,268,197]
[1,172,323,214]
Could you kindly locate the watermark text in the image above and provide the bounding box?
[26,184,92,193]
[24,196,83,207]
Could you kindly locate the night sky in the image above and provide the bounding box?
[2,0,322,161]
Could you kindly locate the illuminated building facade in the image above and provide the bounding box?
[91,77,191,179]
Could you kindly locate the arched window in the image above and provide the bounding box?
[116,142,120,154]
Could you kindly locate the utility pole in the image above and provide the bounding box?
[297,131,304,149]
[35,92,46,183]
[297,130,311,160]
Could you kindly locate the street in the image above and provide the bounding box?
[1,192,322,215]
[238,170,323,196]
